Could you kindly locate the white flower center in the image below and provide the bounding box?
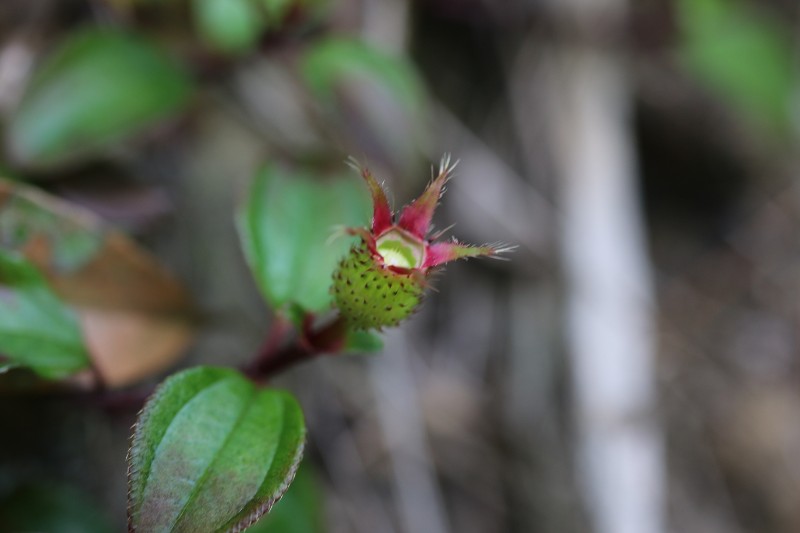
[375,229,424,269]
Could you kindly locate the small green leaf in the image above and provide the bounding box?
[128,366,306,533]
[344,329,383,354]
[299,38,428,170]
[259,0,295,26]
[193,0,265,54]
[677,0,796,134]
[0,484,114,533]
[300,38,423,112]
[0,250,90,379]
[8,28,191,168]
[238,164,370,315]
[245,463,324,533]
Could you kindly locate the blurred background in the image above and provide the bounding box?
[1,0,800,532]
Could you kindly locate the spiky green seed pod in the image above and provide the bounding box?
[333,155,514,330]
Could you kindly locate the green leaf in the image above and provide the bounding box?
[193,0,265,54]
[299,38,428,170]
[677,0,796,134]
[300,38,423,112]
[128,366,306,533]
[259,0,295,26]
[8,28,191,168]
[238,164,370,315]
[0,250,90,379]
[344,329,383,354]
[0,484,114,533]
[245,463,324,533]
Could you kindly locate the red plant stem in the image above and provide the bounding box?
[81,315,347,412]
[245,315,348,382]
[245,314,348,381]
[245,344,312,384]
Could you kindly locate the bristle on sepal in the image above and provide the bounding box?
[485,242,519,260]
[397,155,458,239]
[422,239,513,268]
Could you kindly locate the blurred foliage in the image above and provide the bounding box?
[301,38,423,112]
[677,0,797,134]
[0,178,194,388]
[194,0,265,53]
[7,28,191,169]
[193,0,323,53]
[0,179,103,272]
[0,250,89,379]
[300,38,428,171]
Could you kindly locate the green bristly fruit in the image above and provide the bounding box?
[331,155,514,330]
[333,242,424,330]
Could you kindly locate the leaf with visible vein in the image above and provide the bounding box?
[128,366,306,533]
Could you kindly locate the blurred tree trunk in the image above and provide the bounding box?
[544,1,666,532]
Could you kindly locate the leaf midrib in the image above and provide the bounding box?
[167,382,257,532]
[134,376,233,516]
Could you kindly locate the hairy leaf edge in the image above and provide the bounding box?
[126,368,306,533]
[226,436,305,533]
[127,367,235,531]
